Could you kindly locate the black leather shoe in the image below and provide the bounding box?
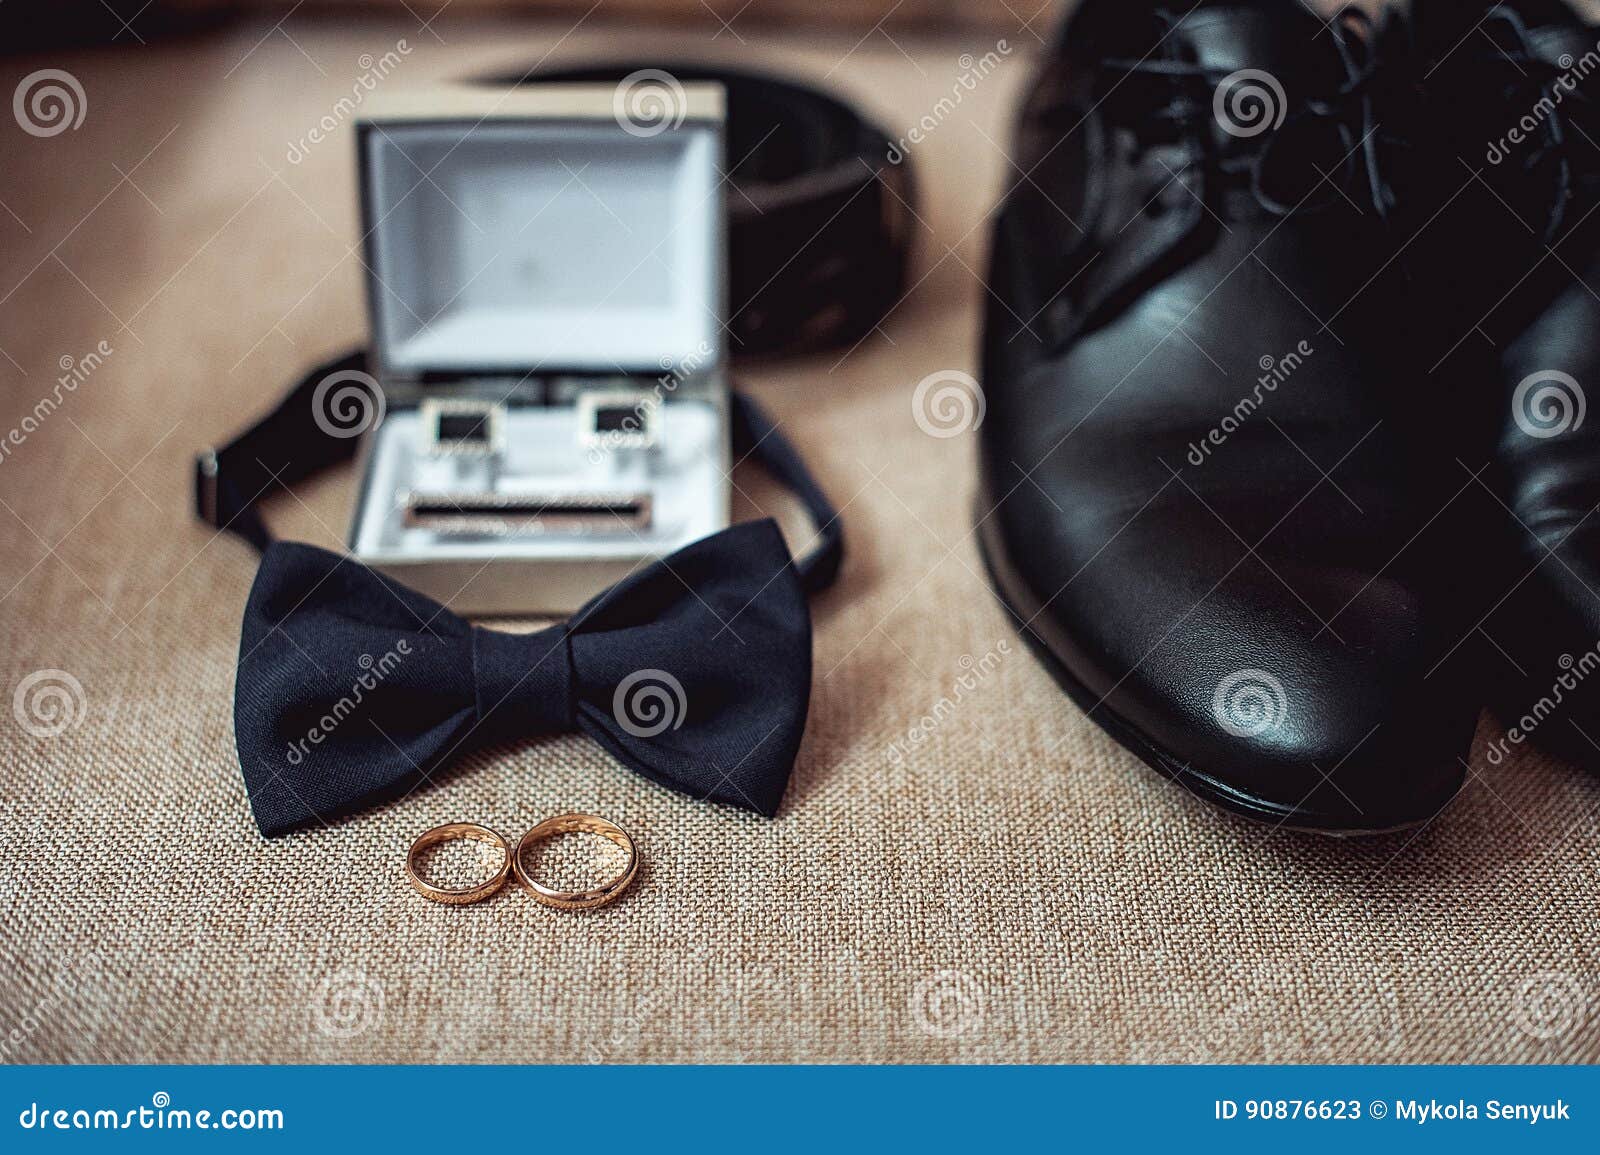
[978,0,1487,831]
[1419,1,1600,770]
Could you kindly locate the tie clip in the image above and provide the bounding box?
[401,489,653,535]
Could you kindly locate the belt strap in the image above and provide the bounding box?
[486,60,914,356]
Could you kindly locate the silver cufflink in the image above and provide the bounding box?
[576,390,660,452]
[418,397,506,458]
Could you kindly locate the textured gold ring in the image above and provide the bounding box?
[513,813,639,910]
[405,822,511,905]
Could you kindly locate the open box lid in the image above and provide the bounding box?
[357,82,725,379]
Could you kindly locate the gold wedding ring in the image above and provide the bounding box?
[513,813,639,910]
[404,822,512,905]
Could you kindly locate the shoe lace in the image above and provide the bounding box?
[1100,6,1402,225]
[1474,3,1589,244]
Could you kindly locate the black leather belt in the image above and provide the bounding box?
[197,65,910,546]
[484,61,915,356]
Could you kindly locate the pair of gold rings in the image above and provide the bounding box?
[404,814,638,910]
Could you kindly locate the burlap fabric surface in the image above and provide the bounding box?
[2,8,1597,1065]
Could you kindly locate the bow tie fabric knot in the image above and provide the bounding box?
[470,622,576,743]
[234,519,812,837]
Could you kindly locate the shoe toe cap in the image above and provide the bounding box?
[993,500,1474,832]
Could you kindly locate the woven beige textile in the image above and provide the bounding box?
[1,8,1598,1065]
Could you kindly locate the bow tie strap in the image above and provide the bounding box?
[729,390,841,595]
[196,348,843,595]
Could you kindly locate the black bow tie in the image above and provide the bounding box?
[202,357,841,837]
[235,519,812,836]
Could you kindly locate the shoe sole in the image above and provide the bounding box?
[974,501,1439,836]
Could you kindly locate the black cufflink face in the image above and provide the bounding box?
[418,398,506,458]
[577,390,660,452]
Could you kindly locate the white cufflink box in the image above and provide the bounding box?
[346,82,730,616]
